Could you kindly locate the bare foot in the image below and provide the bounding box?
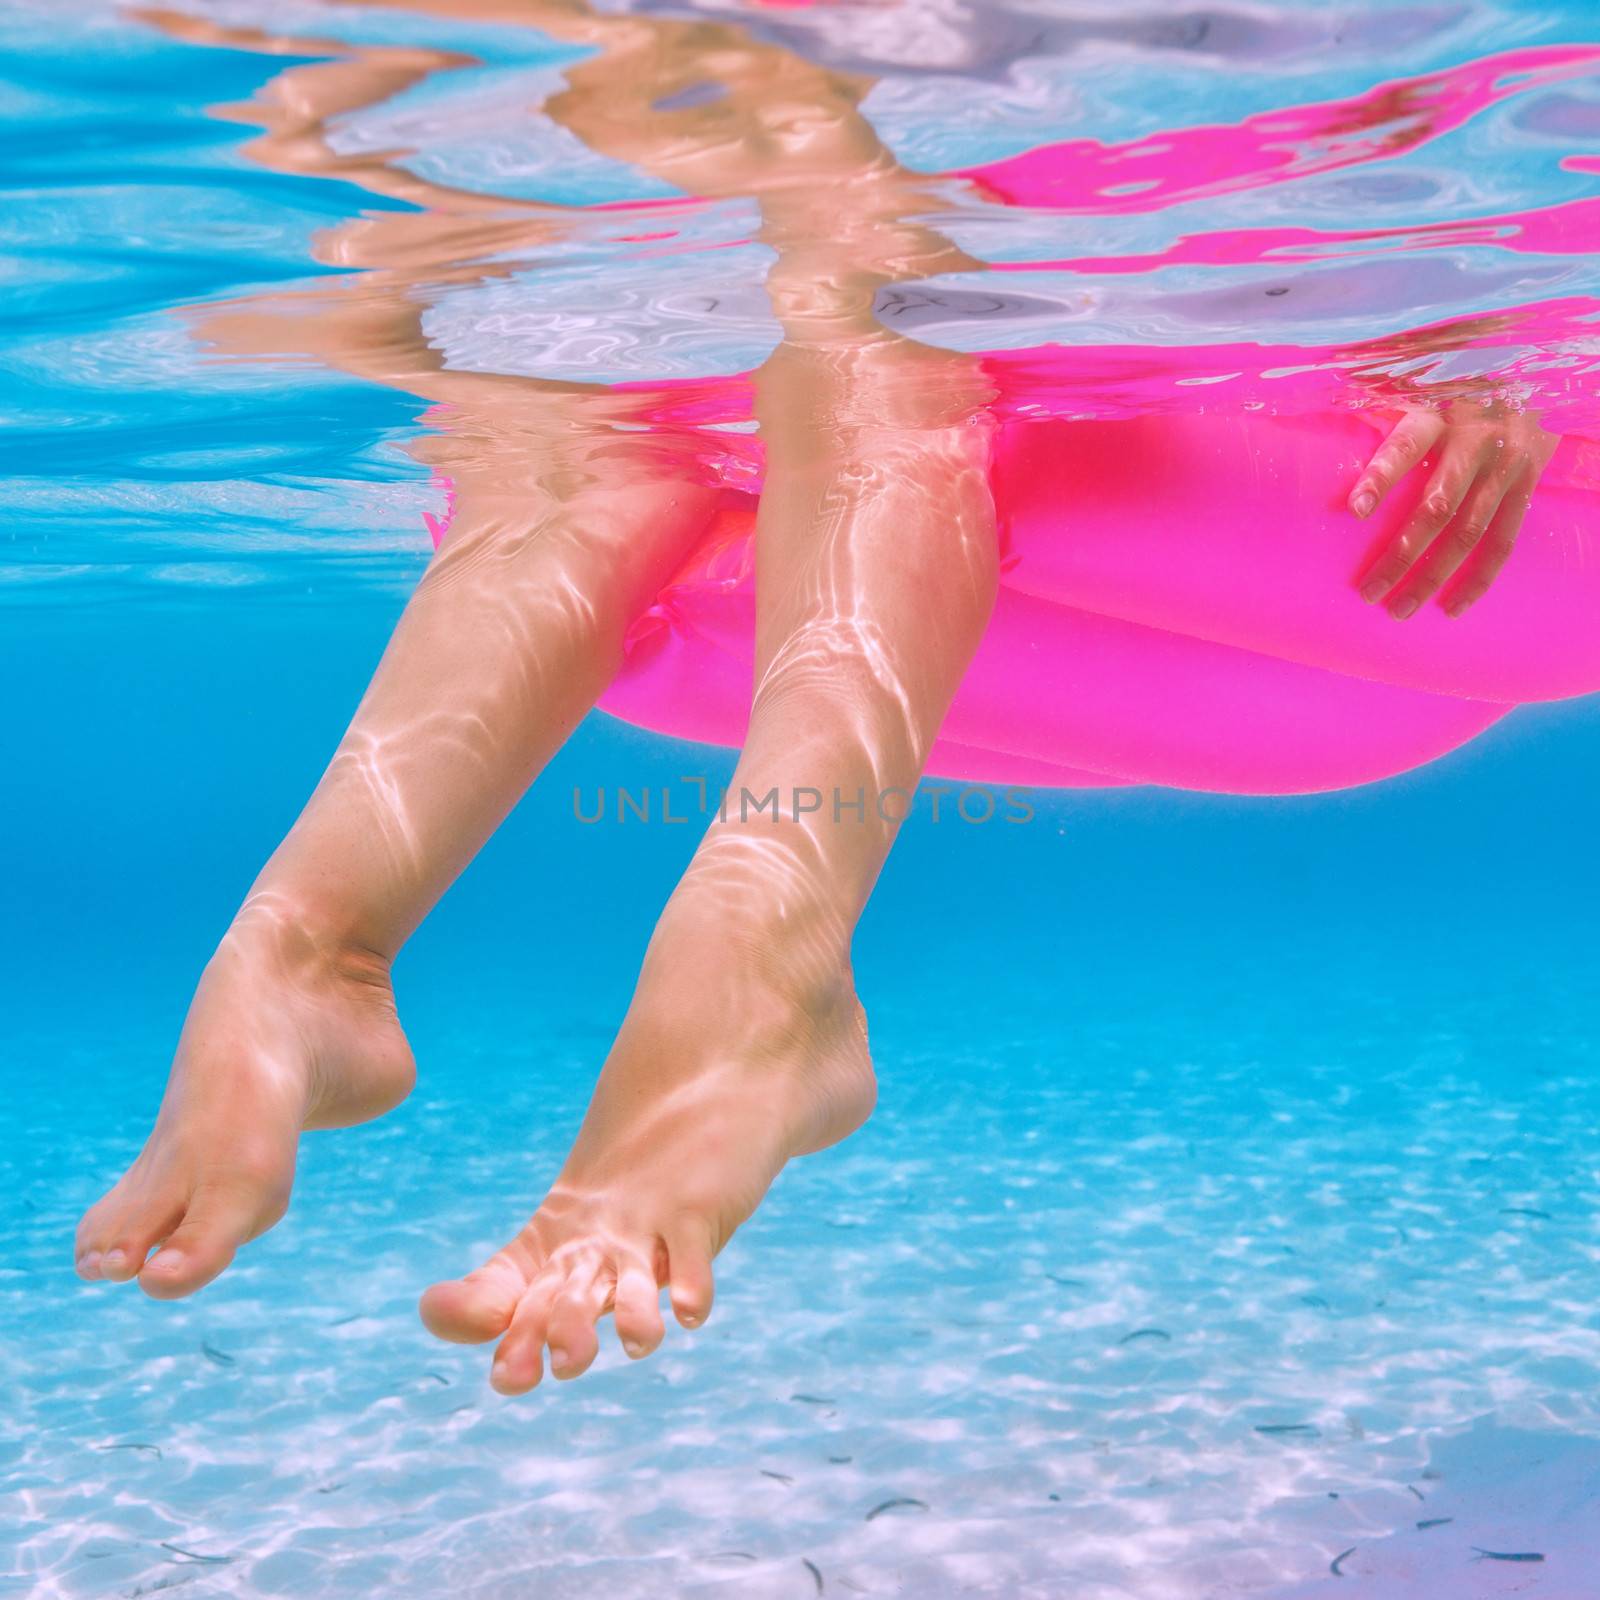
[420,924,874,1390]
[74,899,415,1298]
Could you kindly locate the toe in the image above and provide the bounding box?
[664,1216,716,1330]
[420,1248,532,1345]
[613,1261,666,1359]
[545,1262,609,1380]
[76,1188,128,1275]
[490,1272,560,1396]
[98,1249,139,1283]
[137,1175,279,1300]
[77,1182,182,1284]
[101,1199,185,1284]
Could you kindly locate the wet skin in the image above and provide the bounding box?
[1350,399,1558,619]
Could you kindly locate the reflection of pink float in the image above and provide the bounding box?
[428,388,1600,794]
[425,39,1600,794]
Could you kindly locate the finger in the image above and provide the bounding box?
[1444,475,1534,617]
[1349,410,1446,518]
[1357,444,1476,606]
[1395,468,1514,615]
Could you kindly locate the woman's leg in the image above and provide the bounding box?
[420,336,998,1388]
[75,10,736,1299]
[74,457,719,1299]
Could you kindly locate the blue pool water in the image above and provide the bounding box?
[6,1,1600,1595]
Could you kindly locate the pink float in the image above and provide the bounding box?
[425,390,1600,795]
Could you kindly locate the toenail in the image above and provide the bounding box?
[77,1252,102,1279]
[548,1347,570,1373]
[622,1339,646,1359]
[146,1249,182,1272]
[490,1361,511,1389]
[102,1249,126,1272]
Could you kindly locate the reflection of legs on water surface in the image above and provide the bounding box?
[424,340,1000,1388]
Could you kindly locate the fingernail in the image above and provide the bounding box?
[1352,491,1377,518]
[1390,596,1419,621]
[548,1347,570,1374]
[1359,579,1386,604]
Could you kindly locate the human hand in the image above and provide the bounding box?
[1349,400,1557,618]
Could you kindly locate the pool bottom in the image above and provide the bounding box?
[7,973,1600,1600]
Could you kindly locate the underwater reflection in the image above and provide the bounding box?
[138,0,1600,793]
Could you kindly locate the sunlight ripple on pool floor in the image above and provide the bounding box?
[7,981,1600,1598]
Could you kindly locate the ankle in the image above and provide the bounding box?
[644,886,859,1027]
[223,892,396,992]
